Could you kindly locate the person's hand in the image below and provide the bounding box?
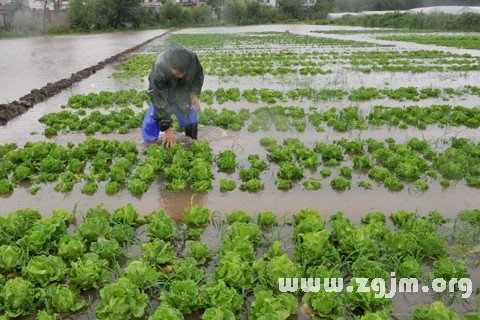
[191,95,201,112]
[162,127,175,148]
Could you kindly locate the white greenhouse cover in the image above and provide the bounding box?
[327,6,480,19]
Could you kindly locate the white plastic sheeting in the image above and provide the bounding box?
[327,6,480,19]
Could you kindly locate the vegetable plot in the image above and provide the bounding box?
[0,204,475,318]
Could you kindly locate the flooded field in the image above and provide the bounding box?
[0,29,167,103]
[0,25,479,319]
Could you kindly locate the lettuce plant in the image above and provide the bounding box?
[412,302,458,320]
[112,203,142,226]
[123,260,160,289]
[96,277,149,320]
[45,284,87,313]
[219,179,236,192]
[146,210,176,240]
[257,211,277,227]
[148,305,184,320]
[22,255,67,286]
[1,277,39,317]
[226,210,251,224]
[200,280,244,312]
[0,244,26,271]
[183,206,211,228]
[143,239,176,265]
[184,240,211,264]
[69,253,111,290]
[201,308,235,320]
[160,279,200,314]
[57,235,86,261]
[249,289,297,320]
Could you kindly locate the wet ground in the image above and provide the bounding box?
[1,25,480,220]
[1,25,480,318]
[0,29,167,103]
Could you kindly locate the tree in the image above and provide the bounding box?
[1,0,23,31]
[192,3,211,25]
[96,0,142,28]
[206,0,223,20]
[224,0,246,24]
[278,0,303,20]
[68,0,105,30]
[159,1,192,27]
[36,0,54,30]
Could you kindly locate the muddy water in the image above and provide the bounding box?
[1,26,479,319]
[176,25,480,57]
[0,29,167,103]
[1,29,480,222]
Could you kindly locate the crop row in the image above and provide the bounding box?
[64,86,480,110]
[2,136,480,195]
[252,136,480,192]
[115,48,480,78]
[199,50,480,76]
[67,89,149,109]
[0,139,217,196]
[0,204,477,319]
[164,32,379,50]
[377,34,480,50]
[40,103,480,137]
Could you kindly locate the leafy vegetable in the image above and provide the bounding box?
[249,289,297,320]
[57,235,86,260]
[200,280,244,312]
[112,203,142,226]
[148,305,184,320]
[201,308,235,320]
[96,277,149,320]
[22,255,67,286]
[123,260,159,289]
[412,301,459,320]
[228,222,261,242]
[90,238,123,262]
[330,176,352,191]
[303,179,322,190]
[45,284,87,313]
[226,210,251,224]
[216,150,237,172]
[183,206,211,228]
[304,289,345,319]
[69,253,111,290]
[254,252,301,290]
[160,279,200,314]
[184,240,212,264]
[143,239,176,265]
[1,277,39,317]
[146,210,176,240]
[257,211,277,227]
[219,179,236,192]
[0,244,26,271]
[215,251,254,289]
[240,179,264,192]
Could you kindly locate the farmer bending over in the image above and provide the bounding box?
[144,44,204,147]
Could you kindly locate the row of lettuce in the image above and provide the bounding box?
[0,204,478,319]
[114,46,480,78]
[2,136,480,195]
[39,104,480,137]
[64,86,480,109]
